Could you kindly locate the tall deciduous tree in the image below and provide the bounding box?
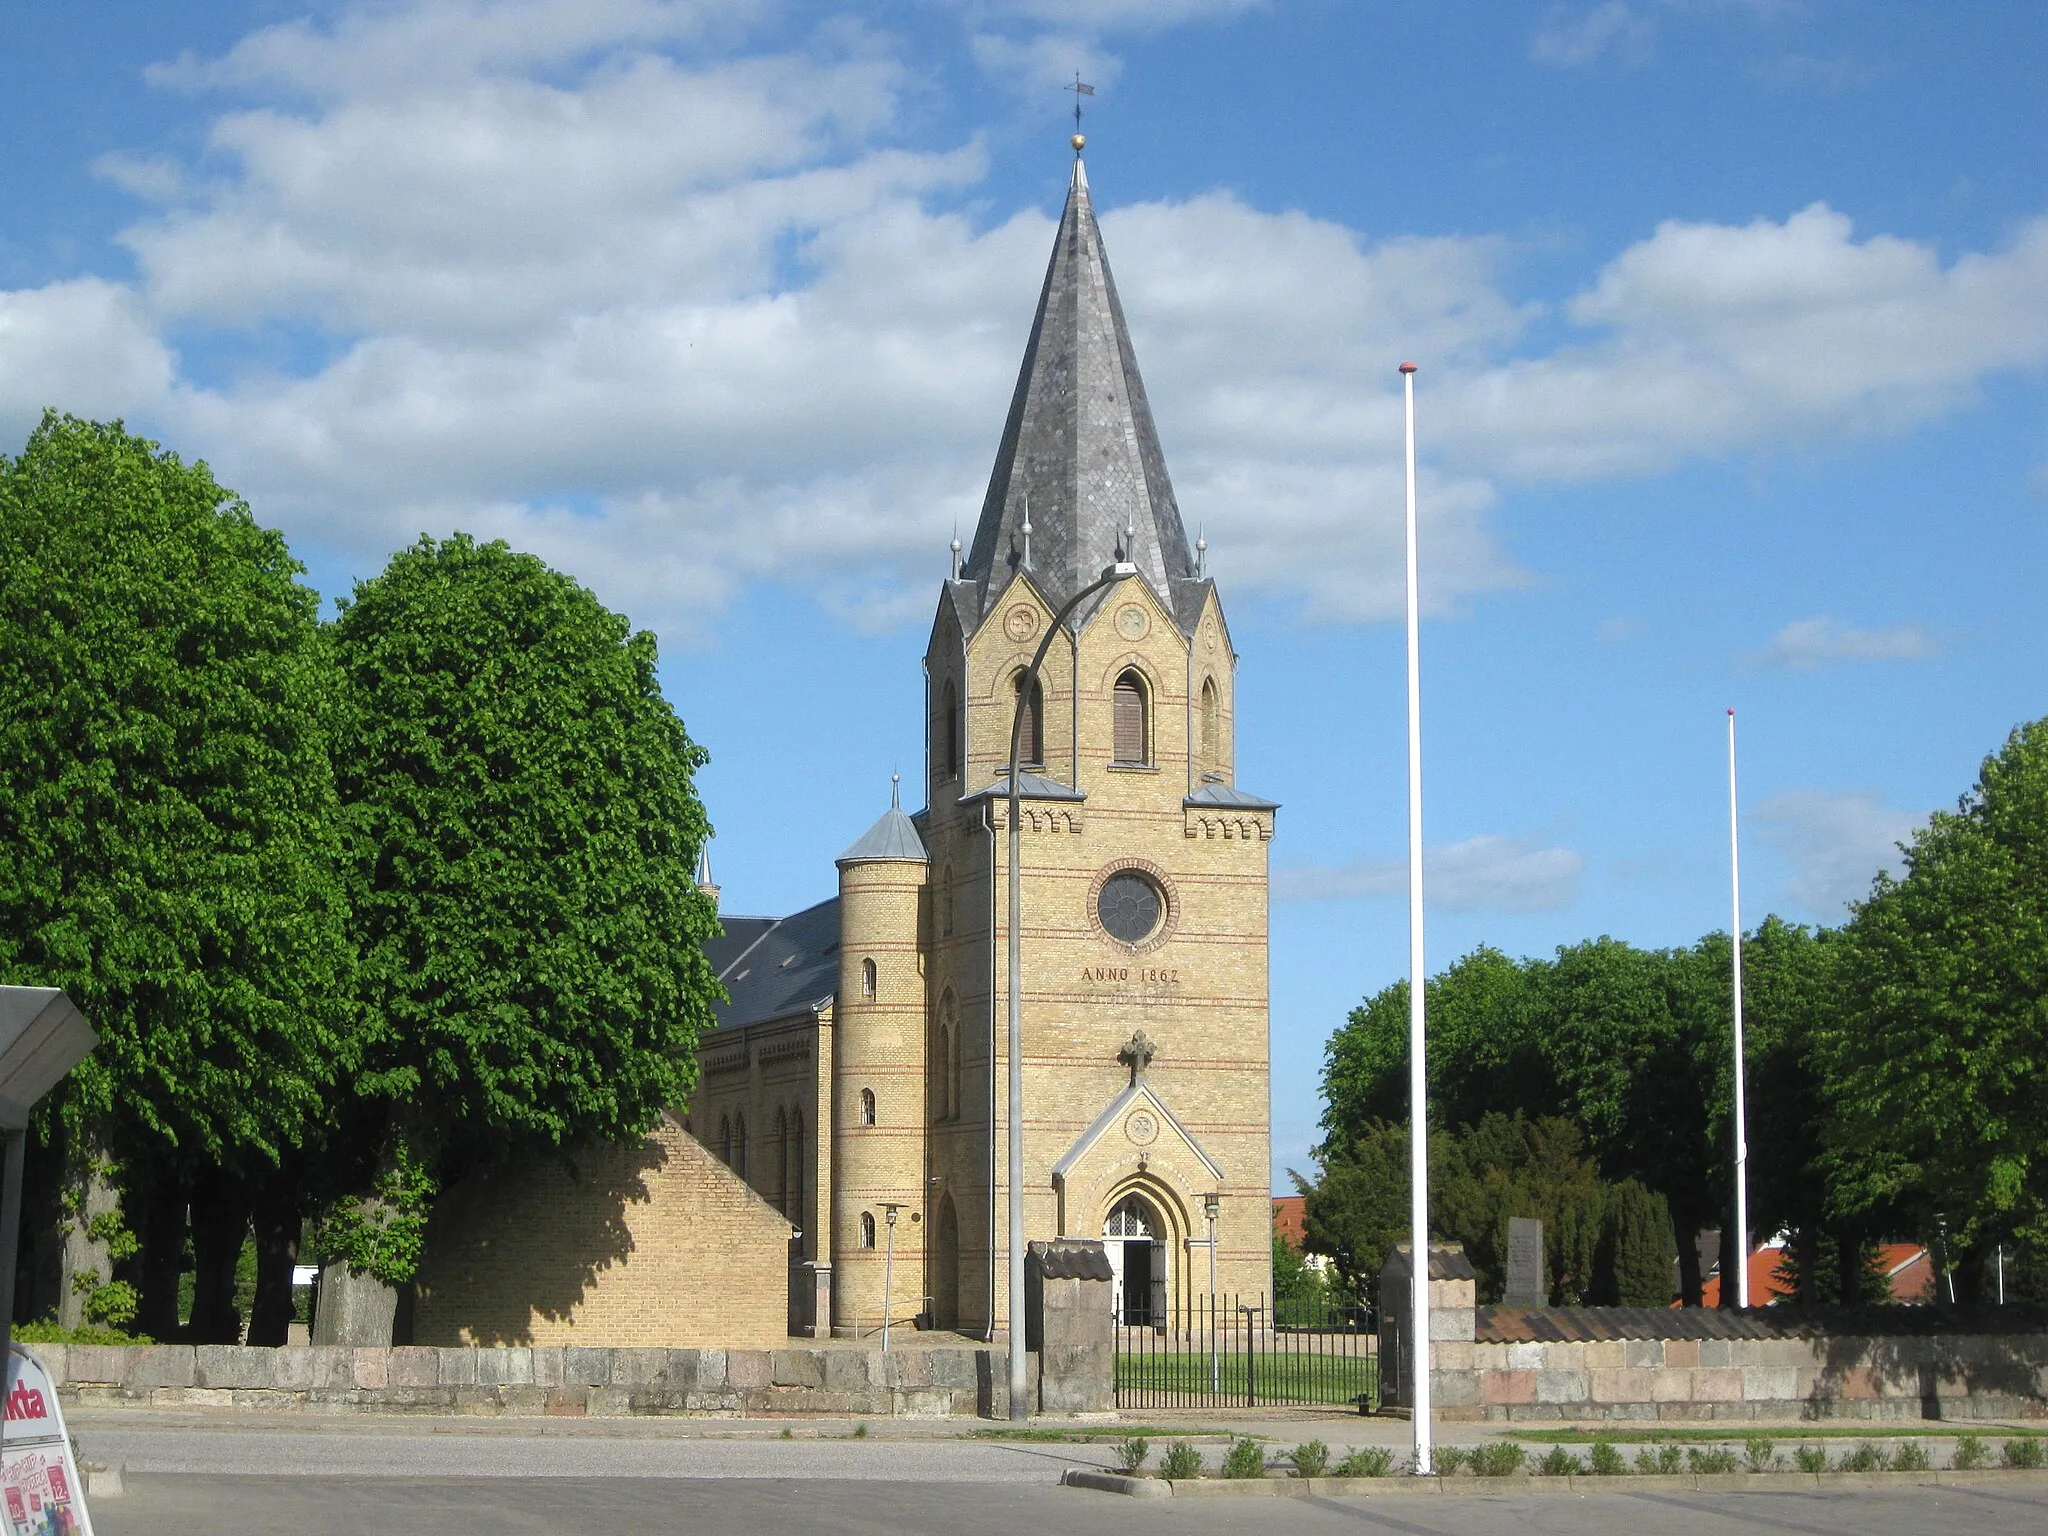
[0,414,354,1337]
[1826,719,2048,1289]
[324,534,720,1294]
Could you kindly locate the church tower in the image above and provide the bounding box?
[913,152,1278,1334]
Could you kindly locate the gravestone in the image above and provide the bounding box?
[1504,1217,1546,1306]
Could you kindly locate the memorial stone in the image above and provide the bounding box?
[1504,1217,1545,1306]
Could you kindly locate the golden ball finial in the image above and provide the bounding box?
[1071,133,1086,152]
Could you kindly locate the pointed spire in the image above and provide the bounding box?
[960,154,1194,621]
[695,842,720,911]
[890,771,901,810]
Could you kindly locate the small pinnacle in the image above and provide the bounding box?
[891,771,901,810]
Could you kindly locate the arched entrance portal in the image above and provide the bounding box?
[932,1194,961,1330]
[1104,1193,1166,1326]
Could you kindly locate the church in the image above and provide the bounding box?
[684,148,1279,1339]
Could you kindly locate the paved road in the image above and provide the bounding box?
[93,1474,2048,1535]
[76,1421,1124,1481]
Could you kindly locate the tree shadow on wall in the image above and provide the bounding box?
[1794,1306,2048,1421]
[410,1129,671,1346]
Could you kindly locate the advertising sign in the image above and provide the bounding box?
[1,1347,92,1536]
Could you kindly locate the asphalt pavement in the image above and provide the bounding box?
[93,1473,2048,1535]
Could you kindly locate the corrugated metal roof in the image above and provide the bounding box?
[710,896,839,1032]
[1476,1304,2048,1342]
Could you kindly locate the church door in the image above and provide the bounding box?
[1105,1195,1163,1327]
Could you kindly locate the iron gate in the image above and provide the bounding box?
[1113,1293,1378,1410]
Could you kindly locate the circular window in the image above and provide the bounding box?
[1097,870,1164,946]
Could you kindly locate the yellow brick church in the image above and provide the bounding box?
[685,151,1278,1340]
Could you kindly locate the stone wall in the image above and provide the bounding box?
[33,1343,1016,1418]
[410,1116,793,1349]
[1469,1306,2048,1423]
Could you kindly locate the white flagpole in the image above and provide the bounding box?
[1400,361,1432,1471]
[1727,708,1750,1309]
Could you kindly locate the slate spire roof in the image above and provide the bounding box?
[959,155,1200,628]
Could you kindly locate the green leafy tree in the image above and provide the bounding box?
[325,534,721,1286]
[0,414,355,1338]
[1824,719,2048,1285]
[1604,1179,1677,1306]
[1300,1122,1410,1307]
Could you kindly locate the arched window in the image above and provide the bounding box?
[1199,676,1220,771]
[773,1108,788,1214]
[942,679,961,779]
[1012,671,1044,768]
[934,1020,952,1124]
[860,957,877,1001]
[733,1113,748,1179]
[719,1114,732,1165]
[860,1212,877,1249]
[1113,670,1149,765]
[1107,1194,1156,1238]
[860,1087,877,1126]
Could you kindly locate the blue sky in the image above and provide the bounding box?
[5,1,2046,1189]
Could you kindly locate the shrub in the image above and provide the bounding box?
[1687,1447,1739,1474]
[1116,1437,1150,1474]
[852,1423,867,1439]
[1161,1442,1205,1481]
[1794,1445,1828,1474]
[1470,1443,1527,1478]
[1334,1447,1393,1478]
[1222,1438,1266,1480]
[1433,1446,1471,1475]
[1537,1447,1581,1477]
[1892,1441,1929,1472]
[1837,1442,1887,1472]
[12,1320,152,1347]
[1290,1440,1329,1480]
[2002,1437,2044,1469]
[1743,1436,1781,1472]
[1637,1445,1684,1475]
[1952,1436,1988,1470]
[1588,1440,1627,1476]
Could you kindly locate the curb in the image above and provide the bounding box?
[1061,1466,2048,1499]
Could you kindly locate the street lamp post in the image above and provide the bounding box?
[880,1202,903,1352]
[1004,559,1140,1420]
[1204,1192,1220,1394]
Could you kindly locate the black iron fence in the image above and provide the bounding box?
[1114,1292,1378,1410]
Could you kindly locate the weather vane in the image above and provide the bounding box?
[1067,72,1094,152]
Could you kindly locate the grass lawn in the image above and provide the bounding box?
[1115,1350,1378,1407]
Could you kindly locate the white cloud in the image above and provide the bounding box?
[968,31,1124,100]
[976,0,1266,33]
[0,279,175,428]
[1438,205,2048,483]
[5,4,2048,646]
[1746,616,1940,670]
[1531,3,1655,67]
[1275,834,1586,914]
[1752,788,1922,913]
